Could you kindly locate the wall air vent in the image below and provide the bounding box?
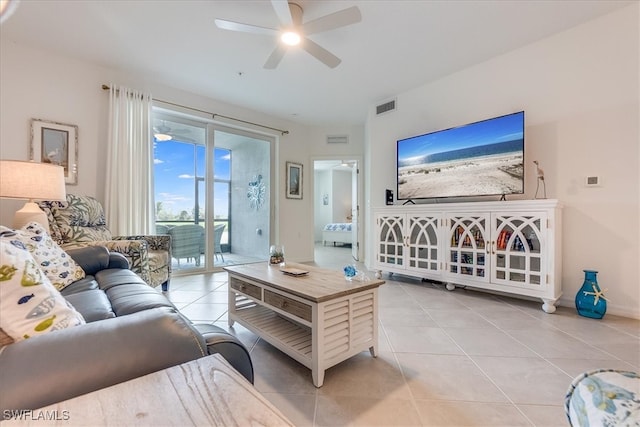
[327,135,349,144]
[376,98,396,115]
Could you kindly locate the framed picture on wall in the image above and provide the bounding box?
[30,118,78,185]
[286,161,303,199]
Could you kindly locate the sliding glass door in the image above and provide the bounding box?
[153,111,273,273]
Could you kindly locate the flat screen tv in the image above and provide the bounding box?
[397,111,524,201]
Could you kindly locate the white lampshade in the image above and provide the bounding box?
[0,160,66,231]
[0,0,20,25]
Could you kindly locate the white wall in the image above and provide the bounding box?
[314,169,332,242]
[365,4,639,318]
[313,168,354,242]
[332,169,352,223]
[0,39,365,264]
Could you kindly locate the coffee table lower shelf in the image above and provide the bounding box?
[236,303,312,360]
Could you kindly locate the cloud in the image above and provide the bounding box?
[158,192,190,204]
[154,158,164,164]
[178,174,195,179]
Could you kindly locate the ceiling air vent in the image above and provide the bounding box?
[327,135,349,144]
[376,99,396,115]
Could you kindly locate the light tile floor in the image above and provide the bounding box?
[165,244,639,427]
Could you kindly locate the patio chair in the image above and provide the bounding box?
[213,224,225,262]
[38,194,172,290]
[168,224,204,266]
[155,224,172,235]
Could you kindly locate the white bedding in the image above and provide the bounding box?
[322,223,352,246]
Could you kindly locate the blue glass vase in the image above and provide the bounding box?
[575,270,606,319]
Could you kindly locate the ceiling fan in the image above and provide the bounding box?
[214,0,361,69]
[153,121,194,142]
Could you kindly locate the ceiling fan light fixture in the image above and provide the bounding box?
[281,31,301,46]
[154,133,172,141]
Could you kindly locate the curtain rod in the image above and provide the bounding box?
[101,84,289,135]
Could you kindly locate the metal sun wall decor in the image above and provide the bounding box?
[247,174,266,210]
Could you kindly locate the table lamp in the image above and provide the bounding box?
[0,160,66,233]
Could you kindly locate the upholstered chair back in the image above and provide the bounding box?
[40,194,112,244]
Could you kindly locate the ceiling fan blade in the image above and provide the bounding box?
[214,19,278,36]
[264,45,287,69]
[303,6,361,35]
[302,38,341,68]
[270,0,292,26]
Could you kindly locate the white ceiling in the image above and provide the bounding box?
[0,0,632,127]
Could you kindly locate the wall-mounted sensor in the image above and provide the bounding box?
[585,176,601,187]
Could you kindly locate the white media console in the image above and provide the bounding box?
[372,199,562,312]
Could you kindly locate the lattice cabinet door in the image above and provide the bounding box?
[406,214,441,275]
[375,214,405,268]
[491,213,547,290]
[445,214,490,282]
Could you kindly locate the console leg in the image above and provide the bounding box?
[446,283,456,291]
[541,298,558,314]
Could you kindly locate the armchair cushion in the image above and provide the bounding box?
[0,223,85,291]
[0,240,85,342]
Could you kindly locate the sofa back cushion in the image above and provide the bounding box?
[39,194,112,244]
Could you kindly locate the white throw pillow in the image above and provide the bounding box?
[0,240,85,342]
[0,222,85,291]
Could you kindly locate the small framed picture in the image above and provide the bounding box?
[286,161,303,199]
[30,119,78,185]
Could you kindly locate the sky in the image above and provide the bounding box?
[153,140,230,219]
[397,111,525,163]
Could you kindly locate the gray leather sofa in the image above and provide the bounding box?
[0,246,253,418]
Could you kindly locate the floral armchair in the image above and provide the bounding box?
[38,194,171,290]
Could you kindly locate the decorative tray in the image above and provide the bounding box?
[280,267,309,276]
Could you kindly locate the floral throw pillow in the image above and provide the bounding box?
[0,222,85,291]
[0,240,85,342]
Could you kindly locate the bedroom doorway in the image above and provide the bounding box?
[312,158,361,262]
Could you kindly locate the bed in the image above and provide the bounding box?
[322,223,352,246]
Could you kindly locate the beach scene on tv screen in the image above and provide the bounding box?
[397,113,524,199]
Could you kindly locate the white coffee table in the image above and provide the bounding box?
[225,262,385,387]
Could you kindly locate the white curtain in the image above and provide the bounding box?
[105,85,154,235]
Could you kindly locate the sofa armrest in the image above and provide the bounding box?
[64,240,152,285]
[0,307,207,417]
[108,252,130,269]
[66,246,129,275]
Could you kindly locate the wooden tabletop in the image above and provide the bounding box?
[224,262,385,303]
[1,354,293,426]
